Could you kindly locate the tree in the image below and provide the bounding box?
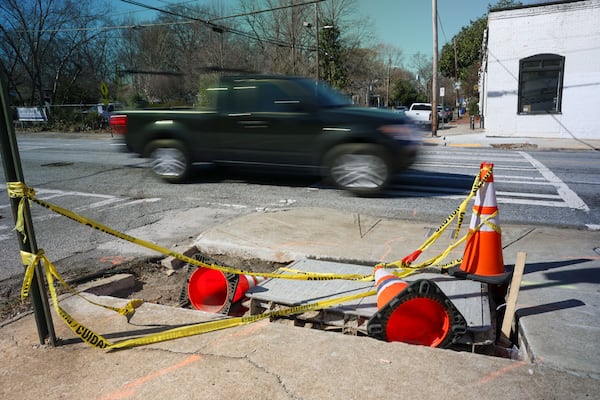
[0,0,110,108]
[390,69,420,107]
[344,47,379,105]
[439,17,487,82]
[114,2,246,105]
[411,52,433,101]
[238,0,313,76]
[237,0,366,83]
[438,1,523,109]
[319,21,348,89]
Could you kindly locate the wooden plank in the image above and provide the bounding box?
[501,251,527,339]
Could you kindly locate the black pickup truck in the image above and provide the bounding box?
[110,75,420,195]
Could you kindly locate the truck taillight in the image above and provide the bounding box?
[109,114,127,135]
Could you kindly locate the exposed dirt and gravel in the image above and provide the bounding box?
[1,252,286,324]
[122,253,285,309]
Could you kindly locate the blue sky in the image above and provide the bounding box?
[111,0,545,60]
[356,0,545,60]
[357,0,494,59]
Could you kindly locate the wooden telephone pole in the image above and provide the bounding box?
[454,38,461,115]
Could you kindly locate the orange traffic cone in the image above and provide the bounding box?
[374,265,408,308]
[367,266,467,348]
[187,268,265,314]
[450,162,511,285]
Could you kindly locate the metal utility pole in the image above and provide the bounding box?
[431,0,439,137]
[0,64,56,345]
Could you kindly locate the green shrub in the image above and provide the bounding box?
[468,100,480,116]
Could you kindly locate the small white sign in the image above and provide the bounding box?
[17,107,47,122]
[440,87,445,97]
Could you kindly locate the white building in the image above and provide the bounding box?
[479,0,600,139]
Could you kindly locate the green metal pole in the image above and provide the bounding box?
[0,64,56,345]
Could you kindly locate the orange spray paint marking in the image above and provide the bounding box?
[100,256,134,266]
[209,319,270,349]
[476,360,529,386]
[279,241,339,249]
[378,237,405,262]
[97,354,202,400]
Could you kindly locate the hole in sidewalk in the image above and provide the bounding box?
[122,253,520,360]
[7,252,520,361]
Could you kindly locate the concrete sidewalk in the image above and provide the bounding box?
[425,119,600,151]
[1,207,598,399]
[193,208,600,377]
[1,127,598,399]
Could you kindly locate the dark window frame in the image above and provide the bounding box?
[517,54,565,115]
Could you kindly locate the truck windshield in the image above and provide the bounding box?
[296,79,352,107]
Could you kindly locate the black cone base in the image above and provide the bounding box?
[367,279,468,348]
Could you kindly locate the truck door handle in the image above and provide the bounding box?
[238,120,268,128]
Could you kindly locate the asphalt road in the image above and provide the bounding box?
[1,133,599,282]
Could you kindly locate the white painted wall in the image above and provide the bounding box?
[481,0,600,139]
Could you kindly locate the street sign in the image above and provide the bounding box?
[100,81,109,106]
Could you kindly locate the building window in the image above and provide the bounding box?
[518,54,564,114]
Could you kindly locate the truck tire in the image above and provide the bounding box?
[324,143,391,196]
[145,140,191,183]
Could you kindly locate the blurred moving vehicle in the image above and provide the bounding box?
[110,75,421,196]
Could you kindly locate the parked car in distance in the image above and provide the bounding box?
[405,103,438,128]
[110,75,422,196]
[393,106,408,114]
[445,106,453,121]
[437,105,452,123]
[85,102,124,123]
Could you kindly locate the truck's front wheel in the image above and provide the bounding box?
[145,140,190,183]
[324,144,391,196]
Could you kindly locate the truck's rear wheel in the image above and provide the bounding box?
[145,140,190,183]
[324,144,391,196]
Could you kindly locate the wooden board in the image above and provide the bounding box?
[246,259,493,339]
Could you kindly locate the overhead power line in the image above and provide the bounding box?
[118,0,325,50]
[437,8,449,44]
[11,0,326,51]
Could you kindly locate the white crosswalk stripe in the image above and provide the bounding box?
[0,188,160,242]
[393,149,590,211]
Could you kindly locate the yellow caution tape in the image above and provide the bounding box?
[277,267,374,282]
[21,250,143,318]
[6,181,380,349]
[19,247,375,350]
[7,168,492,281]
[20,249,142,348]
[7,182,371,282]
[8,162,495,350]
[6,182,35,243]
[107,289,376,350]
[380,165,493,271]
